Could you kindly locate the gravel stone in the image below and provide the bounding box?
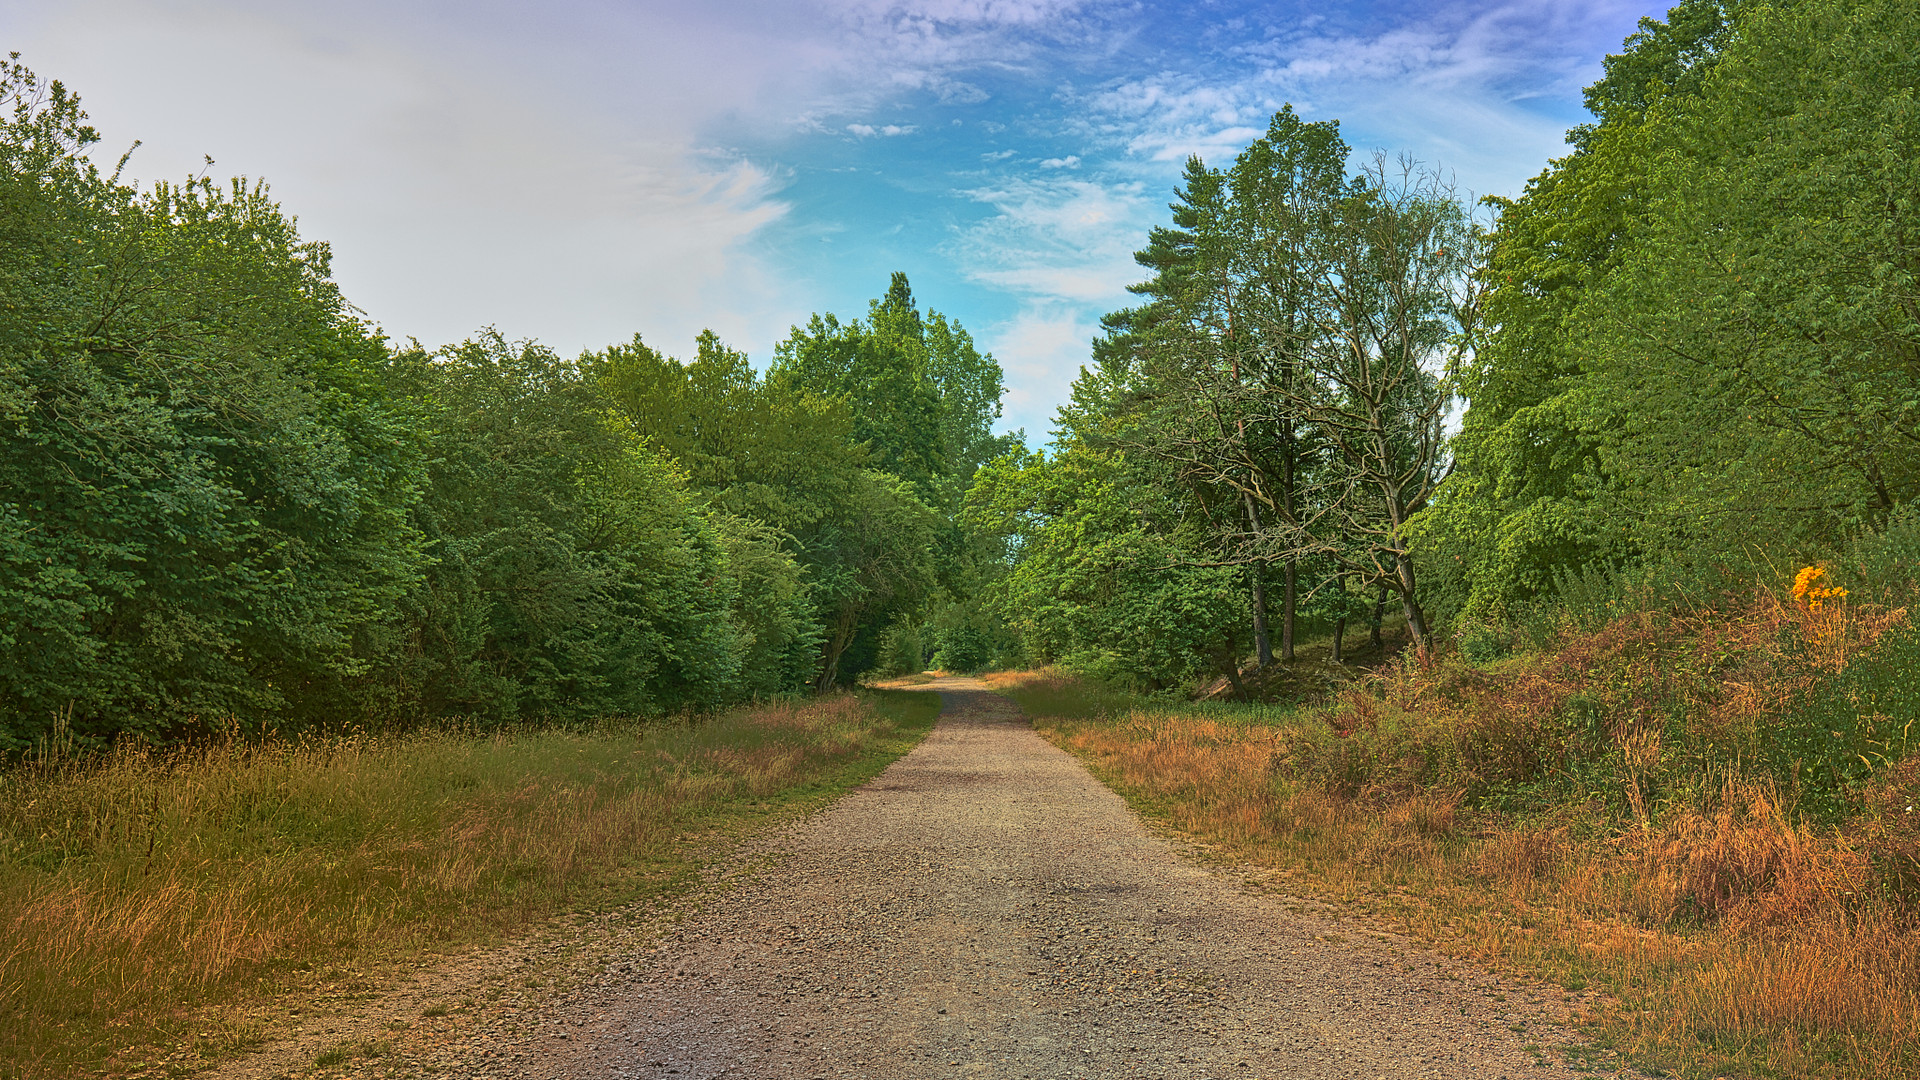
[497,678,1617,1079]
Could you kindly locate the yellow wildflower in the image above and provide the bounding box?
[1792,566,1847,610]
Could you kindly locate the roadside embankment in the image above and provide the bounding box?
[992,591,1920,1080]
[0,691,939,1079]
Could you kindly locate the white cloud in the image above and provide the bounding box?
[0,0,826,360]
[846,123,919,137]
[1038,154,1081,168]
[948,176,1149,304]
[936,80,992,104]
[982,303,1104,439]
[1082,0,1652,196]
[784,0,1131,125]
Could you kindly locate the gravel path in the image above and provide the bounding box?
[507,678,1603,1080]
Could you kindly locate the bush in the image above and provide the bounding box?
[929,625,994,673]
[874,619,927,677]
[1774,621,1920,822]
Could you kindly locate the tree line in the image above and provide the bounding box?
[0,56,1010,747]
[8,0,1913,734]
[967,0,1919,690]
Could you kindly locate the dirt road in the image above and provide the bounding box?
[488,677,1600,1080]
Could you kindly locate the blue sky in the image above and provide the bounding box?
[4,0,1667,439]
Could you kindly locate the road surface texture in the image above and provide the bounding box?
[479,676,1606,1080]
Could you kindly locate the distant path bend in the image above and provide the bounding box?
[520,676,1594,1079]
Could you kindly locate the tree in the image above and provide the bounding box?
[1107,110,1471,659]
[0,57,428,743]
[585,317,950,690]
[768,274,1010,684]
[965,432,1246,692]
[1577,0,1920,536]
[386,333,748,721]
[1263,156,1473,656]
[772,273,947,495]
[1427,0,1919,620]
[1116,108,1354,665]
[807,470,940,688]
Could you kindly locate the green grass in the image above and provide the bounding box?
[0,689,941,1079]
[989,668,1301,725]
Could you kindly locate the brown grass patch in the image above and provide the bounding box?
[1006,599,1920,1080]
[0,690,941,1078]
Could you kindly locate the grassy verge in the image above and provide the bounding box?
[0,689,941,1079]
[990,638,1920,1080]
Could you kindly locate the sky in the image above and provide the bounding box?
[3,0,1668,440]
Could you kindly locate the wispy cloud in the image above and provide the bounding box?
[947,175,1149,304]
[1082,1,1651,191]
[7,0,1660,438]
[984,303,1105,438]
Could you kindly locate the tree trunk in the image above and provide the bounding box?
[816,607,860,691]
[1394,549,1432,659]
[1281,558,1297,662]
[1241,493,1273,669]
[1330,572,1348,663]
[1220,647,1249,702]
[1370,584,1386,649]
[1248,565,1273,670]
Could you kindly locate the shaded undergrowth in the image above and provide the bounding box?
[0,690,941,1079]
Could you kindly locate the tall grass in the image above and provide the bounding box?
[1000,586,1920,1080]
[0,691,939,1078]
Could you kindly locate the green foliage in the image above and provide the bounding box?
[809,469,941,687]
[874,617,926,677]
[762,273,1010,685]
[587,329,865,536]
[379,334,753,723]
[1847,506,1920,606]
[1433,0,1920,620]
[0,57,426,745]
[1,61,1004,738]
[966,441,1245,691]
[709,514,824,697]
[1776,622,1920,823]
[771,273,947,495]
[592,274,1006,689]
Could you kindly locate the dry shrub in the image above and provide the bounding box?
[1267,785,1349,838]
[1623,783,1870,928]
[1473,824,1570,890]
[1046,711,1292,851]
[1306,670,1568,800]
[1383,790,1460,837]
[1307,586,1914,831]
[1672,915,1920,1062]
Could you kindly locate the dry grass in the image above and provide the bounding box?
[0,690,940,1079]
[998,600,1920,1080]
